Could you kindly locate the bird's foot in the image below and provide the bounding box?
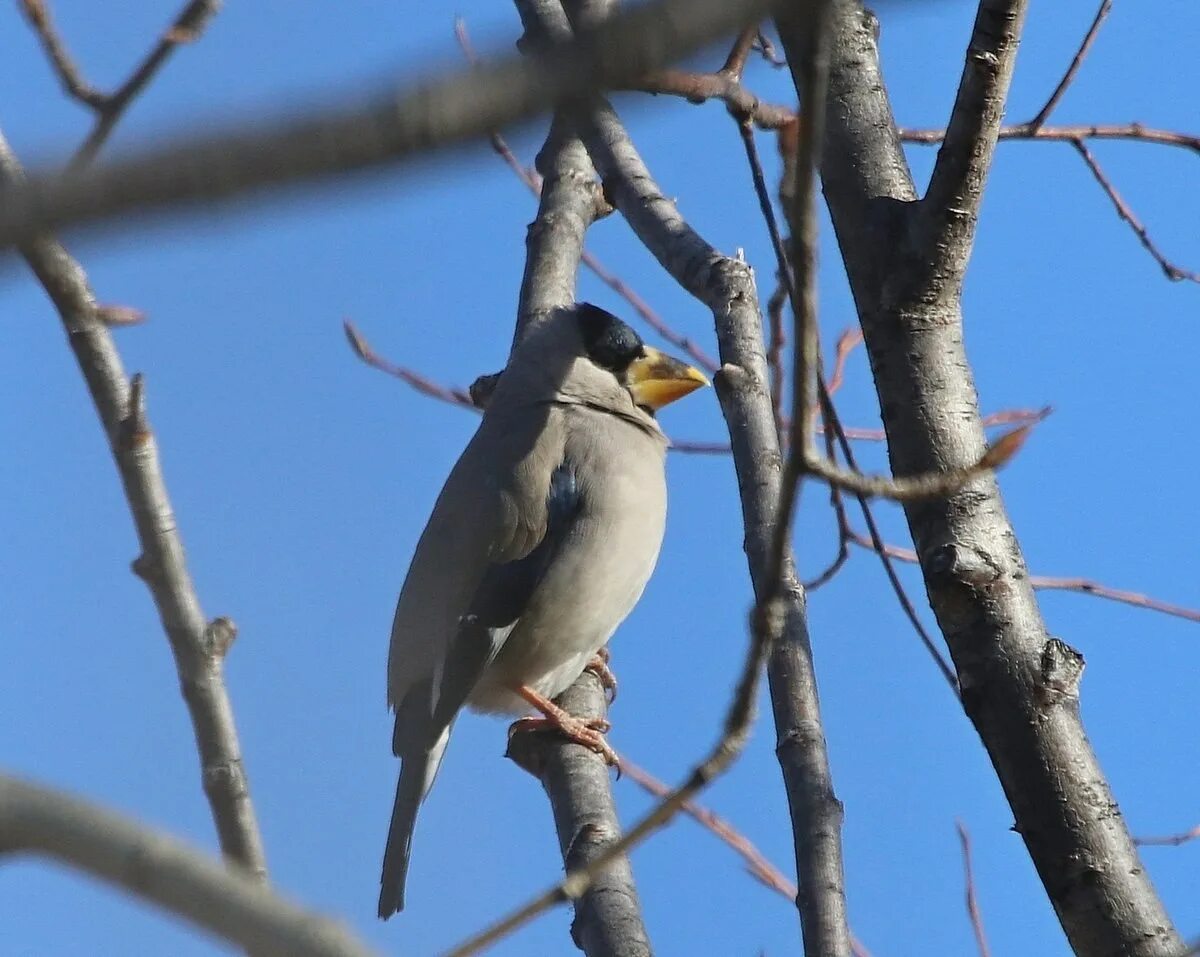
[584,649,618,703]
[511,686,620,769]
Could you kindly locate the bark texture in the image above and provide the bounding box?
[776,3,1180,954]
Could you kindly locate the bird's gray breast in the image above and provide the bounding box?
[468,407,667,713]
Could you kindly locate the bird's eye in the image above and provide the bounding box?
[577,303,644,373]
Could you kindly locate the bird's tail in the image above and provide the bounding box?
[378,727,450,919]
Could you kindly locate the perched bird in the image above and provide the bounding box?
[379,302,708,918]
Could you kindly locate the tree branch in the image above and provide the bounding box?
[0,36,268,882]
[776,2,1182,954]
[922,0,1030,299]
[0,774,373,957]
[572,66,853,957]
[0,0,776,249]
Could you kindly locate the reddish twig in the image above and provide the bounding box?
[753,30,787,68]
[620,757,796,898]
[1071,138,1200,283]
[721,24,760,81]
[343,320,477,409]
[1135,825,1200,848]
[846,530,1200,624]
[956,822,993,957]
[632,69,795,130]
[900,124,1200,154]
[1028,0,1113,131]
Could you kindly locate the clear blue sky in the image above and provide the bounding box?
[2,2,1197,955]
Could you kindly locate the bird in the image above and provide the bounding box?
[378,301,709,918]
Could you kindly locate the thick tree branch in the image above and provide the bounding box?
[0,774,373,957]
[490,5,652,951]
[574,80,852,957]
[776,3,1182,955]
[922,0,1029,299]
[0,0,776,249]
[507,673,652,957]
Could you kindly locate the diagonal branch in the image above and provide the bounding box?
[0,0,776,249]
[1026,0,1112,131]
[0,774,373,957]
[1071,139,1200,284]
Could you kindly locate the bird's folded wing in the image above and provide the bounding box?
[386,406,566,715]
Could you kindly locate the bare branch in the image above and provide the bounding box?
[1071,139,1200,284]
[0,0,776,249]
[1,117,267,886]
[71,0,223,170]
[18,0,106,108]
[343,321,477,409]
[721,25,761,81]
[900,123,1200,154]
[631,69,795,130]
[507,671,652,957]
[846,530,1200,625]
[1027,0,1112,131]
[956,822,993,957]
[923,0,1030,298]
[777,2,1183,950]
[0,774,374,957]
[1135,825,1200,848]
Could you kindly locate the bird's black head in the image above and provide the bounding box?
[575,303,646,374]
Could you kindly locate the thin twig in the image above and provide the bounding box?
[620,757,796,899]
[822,391,959,694]
[632,69,794,130]
[721,24,761,81]
[1135,825,1200,848]
[1027,0,1112,131]
[0,774,374,957]
[956,821,993,957]
[1072,139,1200,284]
[71,0,222,170]
[846,530,1200,625]
[900,123,1200,154]
[343,320,476,408]
[17,0,106,108]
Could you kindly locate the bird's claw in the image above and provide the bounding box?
[507,714,620,770]
[584,652,619,704]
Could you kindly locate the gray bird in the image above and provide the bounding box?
[379,302,708,918]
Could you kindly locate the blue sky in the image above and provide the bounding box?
[2,2,1197,955]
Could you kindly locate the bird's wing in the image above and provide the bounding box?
[387,403,571,715]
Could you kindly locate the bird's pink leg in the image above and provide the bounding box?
[508,685,620,768]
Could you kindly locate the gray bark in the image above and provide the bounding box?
[0,775,372,957]
[568,85,852,957]
[0,131,268,882]
[776,3,1181,954]
[0,0,776,250]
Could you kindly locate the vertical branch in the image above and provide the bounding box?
[502,3,653,953]
[775,2,1183,954]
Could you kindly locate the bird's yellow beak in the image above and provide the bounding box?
[626,347,710,410]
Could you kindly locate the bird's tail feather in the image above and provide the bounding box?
[378,727,450,918]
